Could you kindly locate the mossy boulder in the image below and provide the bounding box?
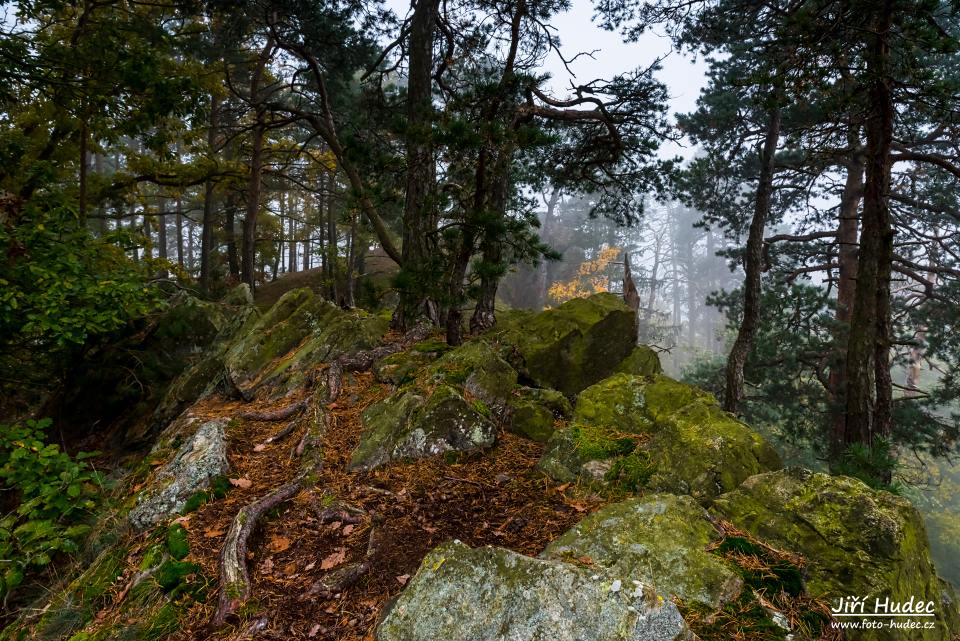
[614,345,663,376]
[537,374,780,501]
[375,540,694,641]
[261,307,389,393]
[350,385,496,471]
[374,350,439,385]
[495,293,637,397]
[427,340,518,408]
[507,386,572,442]
[129,419,230,530]
[223,287,323,390]
[542,494,742,610]
[712,468,960,640]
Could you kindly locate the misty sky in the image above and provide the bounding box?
[385,0,709,159]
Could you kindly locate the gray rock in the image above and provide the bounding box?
[350,386,496,471]
[537,373,781,502]
[376,541,694,641]
[129,419,230,530]
[542,494,743,610]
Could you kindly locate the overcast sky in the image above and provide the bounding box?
[385,0,708,159]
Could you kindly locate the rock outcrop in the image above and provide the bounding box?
[375,541,695,641]
[349,385,496,471]
[494,293,638,396]
[542,494,742,610]
[129,419,229,530]
[538,373,781,501]
[712,467,960,640]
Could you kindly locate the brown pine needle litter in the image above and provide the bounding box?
[170,369,605,640]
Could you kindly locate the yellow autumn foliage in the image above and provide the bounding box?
[547,246,621,305]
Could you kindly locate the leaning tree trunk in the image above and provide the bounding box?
[841,1,894,463]
[723,101,782,413]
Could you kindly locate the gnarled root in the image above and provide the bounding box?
[327,322,432,401]
[210,480,303,628]
[239,397,310,422]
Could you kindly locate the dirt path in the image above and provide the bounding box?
[173,345,602,640]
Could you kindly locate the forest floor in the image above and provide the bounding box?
[139,334,606,640]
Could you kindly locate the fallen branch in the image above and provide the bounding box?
[210,480,303,628]
[239,397,311,422]
[327,322,432,401]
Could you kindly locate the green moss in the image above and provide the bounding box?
[155,560,201,592]
[413,339,452,354]
[166,524,189,560]
[571,424,639,460]
[605,452,654,492]
[139,544,165,571]
[684,591,788,641]
[613,345,663,376]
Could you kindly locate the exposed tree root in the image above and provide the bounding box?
[326,322,432,401]
[305,560,371,599]
[239,397,310,422]
[210,479,304,629]
[255,419,299,450]
[311,498,365,525]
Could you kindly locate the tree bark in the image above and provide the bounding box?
[241,39,274,290]
[828,143,864,457]
[723,101,782,413]
[201,94,220,290]
[395,0,441,330]
[841,1,895,461]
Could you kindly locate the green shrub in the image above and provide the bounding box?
[0,418,104,601]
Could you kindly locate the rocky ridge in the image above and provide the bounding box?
[3,290,957,641]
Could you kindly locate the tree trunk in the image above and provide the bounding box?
[395,0,442,330]
[176,194,185,268]
[723,101,781,413]
[201,94,220,290]
[828,144,864,457]
[241,39,273,290]
[327,180,338,302]
[841,2,895,463]
[226,194,240,279]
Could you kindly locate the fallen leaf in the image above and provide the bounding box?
[320,548,347,570]
[326,402,338,409]
[268,536,292,553]
[422,524,438,534]
[253,444,267,452]
[555,482,571,492]
[203,528,225,538]
[342,524,355,536]
[567,500,589,513]
[308,624,322,638]
[396,574,410,585]
[229,477,253,489]
[261,558,274,574]
[172,515,191,527]
[283,562,298,575]
[304,561,316,571]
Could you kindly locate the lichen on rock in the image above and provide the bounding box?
[542,494,743,611]
[537,373,781,500]
[375,540,695,641]
[493,293,638,397]
[128,419,230,530]
[712,467,960,640]
[350,385,495,471]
